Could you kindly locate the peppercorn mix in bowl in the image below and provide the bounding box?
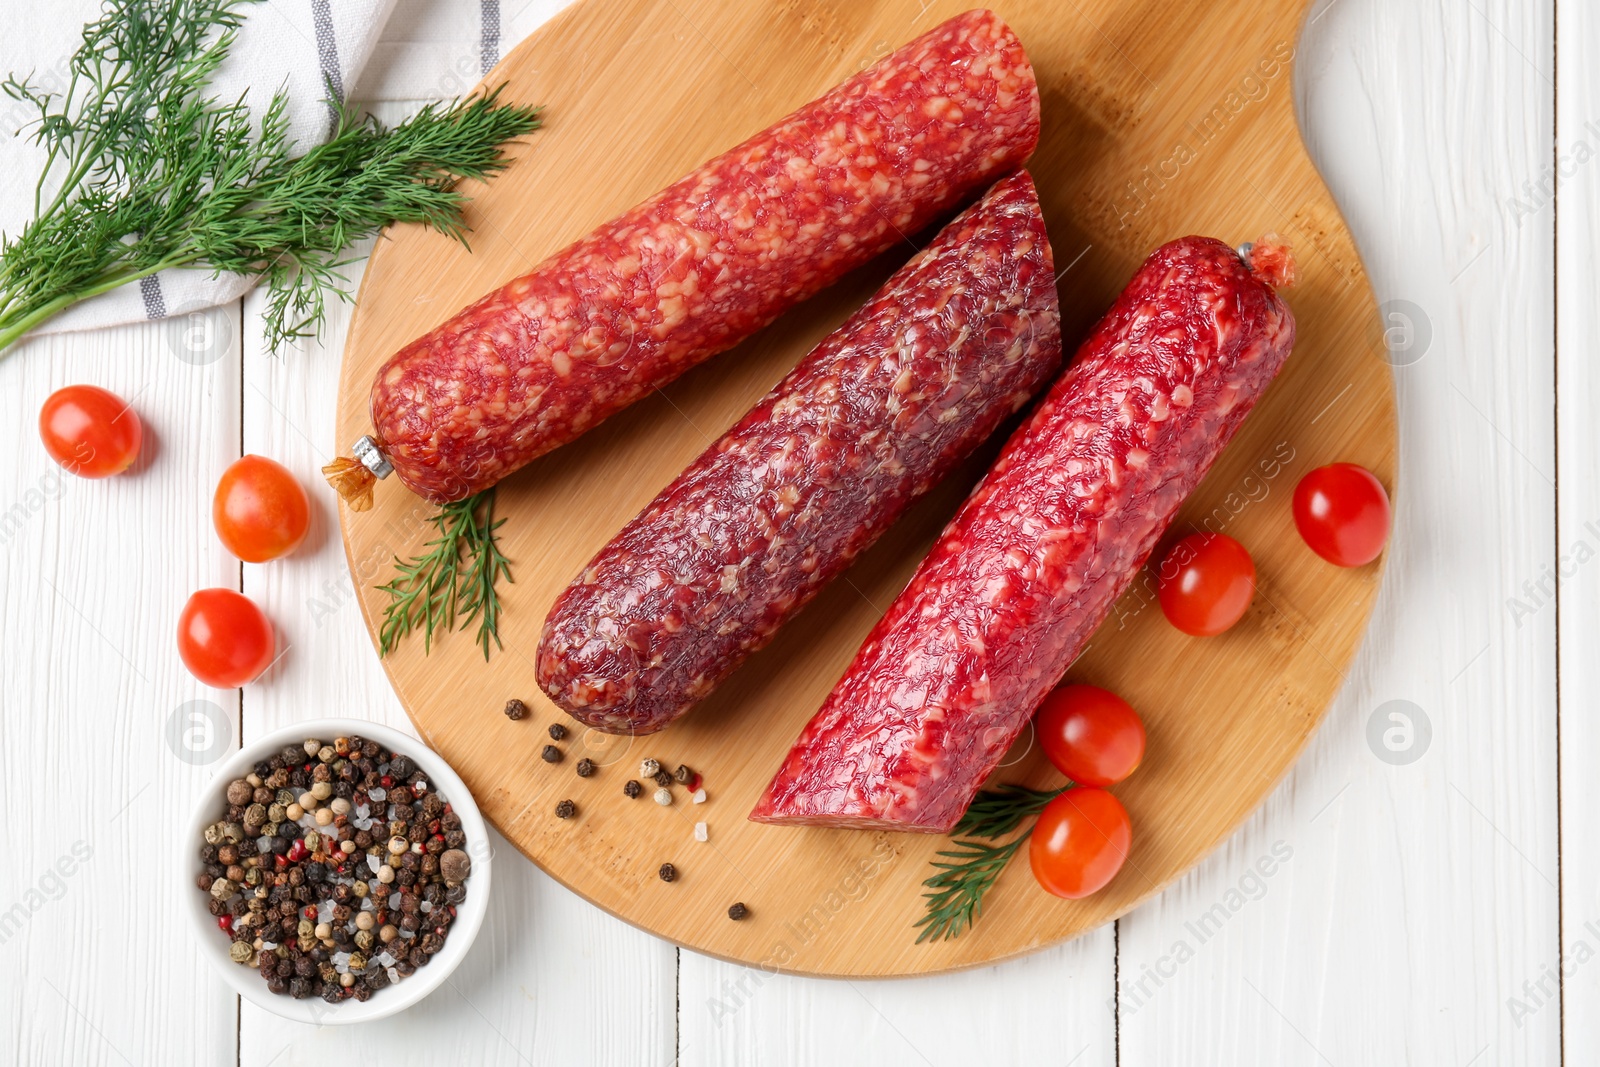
[184,719,492,1024]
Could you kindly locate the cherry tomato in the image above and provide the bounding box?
[1029,787,1132,899]
[1156,533,1256,637]
[213,455,311,562]
[177,588,275,688]
[38,384,142,478]
[1293,463,1391,567]
[1035,685,1147,787]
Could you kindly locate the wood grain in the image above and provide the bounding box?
[334,0,1397,977]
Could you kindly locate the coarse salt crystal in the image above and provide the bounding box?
[419,901,433,914]
[368,788,386,802]
[692,788,707,804]
[366,854,381,874]
[377,952,395,967]
[386,967,400,985]
[693,822,708,842]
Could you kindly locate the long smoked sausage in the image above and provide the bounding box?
[341,10,1041,505]
[537,171,1061,734]
[752,235,1298,832]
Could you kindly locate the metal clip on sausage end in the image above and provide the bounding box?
[321,435,391,513]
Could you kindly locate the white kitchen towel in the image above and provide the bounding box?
[0,0,573,337]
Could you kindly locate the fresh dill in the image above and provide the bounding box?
[915,783,1068,943]
[377,489,512,661]
[0,0,540,354]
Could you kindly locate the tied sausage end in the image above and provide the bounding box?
[1243,233,1296,289]
[323,456,377,512]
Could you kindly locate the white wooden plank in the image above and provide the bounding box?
[234,175,676,1061]
[1557,0,1600,1059]
[0,312,242,1065]
[1119,0,1557,1063]
[680,929,1115,1067]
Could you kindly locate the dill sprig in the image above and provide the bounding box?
[951,784,1065,839]
[377,489,512,661]
[914,783,1068,944]
[0,0,541,354]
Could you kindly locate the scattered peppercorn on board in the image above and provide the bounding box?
[335,0,1396,977]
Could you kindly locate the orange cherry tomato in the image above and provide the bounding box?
[177,588,275,688]
[1035,685,1146,787]
[38,384,142,478]
[1156,533,1256,637]
[1029,787,1132,899]
[213,455,311,562]
[1293,463,1391,567]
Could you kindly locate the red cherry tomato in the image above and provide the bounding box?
[1029,787,1132,899]
[213,455,311,562]
[177,589,275,688]
[1156,533,1256,637]
[1293,463,1391,567]
[38,384,142,478]
[1035,685,1147,787]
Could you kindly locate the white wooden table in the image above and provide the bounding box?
[0,0,1577,1062]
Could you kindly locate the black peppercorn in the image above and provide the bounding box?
[390,756,415,779]
[504,698,529,721]
[624,779,642,798]
[658,863,677,883]
[653,769,673,788]
[555,799,576,819]
[548,722,569,741]
[540,745,563,764]
[575,758,595,778]
[727,902,748,921]
[673,764,693,784]
[289,977,313,999]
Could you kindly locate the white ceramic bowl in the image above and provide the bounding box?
[183,719,491,1024]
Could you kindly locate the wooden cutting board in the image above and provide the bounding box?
[335,0,1395,977]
